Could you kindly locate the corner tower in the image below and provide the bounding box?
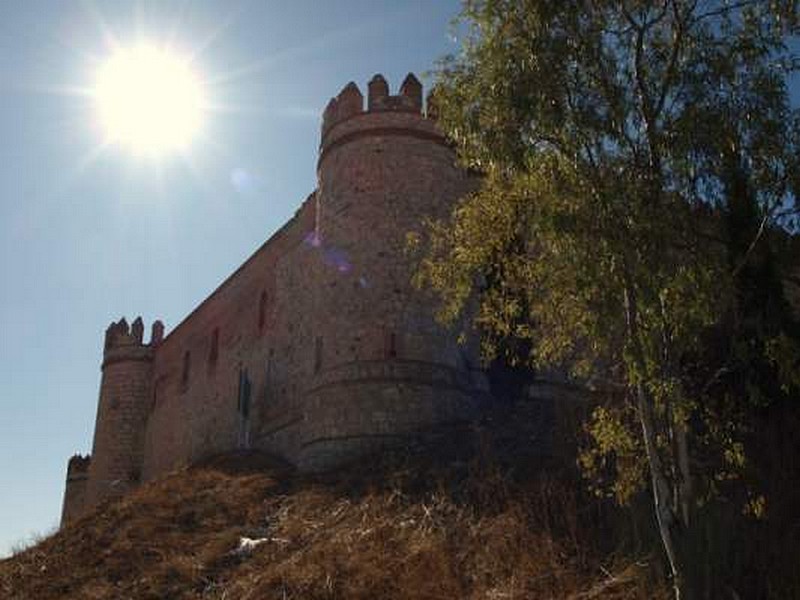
[60,454,90,525]
[296,74,488,469]
[83,317,162,508]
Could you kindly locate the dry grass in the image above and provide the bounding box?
[0,420,668,600]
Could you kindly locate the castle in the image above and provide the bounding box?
[61,74,490,525]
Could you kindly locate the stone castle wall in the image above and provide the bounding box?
[61,74,488,524]
[140,198,316,481]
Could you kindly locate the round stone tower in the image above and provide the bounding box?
[296,73,489,469]
[85,317,162,506]
[60,453,91,525]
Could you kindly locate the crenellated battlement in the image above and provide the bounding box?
[321,73,435,139]
[104,317,164,353]
[67,453,91,475]
[319,73,448,164]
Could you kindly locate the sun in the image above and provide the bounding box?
[94,44,205,156]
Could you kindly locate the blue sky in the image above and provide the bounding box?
[0,0,463,556]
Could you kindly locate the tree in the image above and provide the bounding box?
[417,2,800,597]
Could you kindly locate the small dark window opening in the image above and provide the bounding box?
[387,331,398,359]
[258,290,267,333]
[237,368,252,449]
[314,336,323,374]
[237,368,251,418]
[128,466,141,483]
[208,328,219,371]
[181,350,191,390]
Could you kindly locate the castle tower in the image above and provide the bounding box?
[60,454,91,525]
[297,74,488,469]
[83,317,160,508]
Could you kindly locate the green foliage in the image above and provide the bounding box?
[420,1,800,595]
[579,405,647,505]
[422,0,800,490]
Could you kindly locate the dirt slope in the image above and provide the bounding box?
[0,424,665,600]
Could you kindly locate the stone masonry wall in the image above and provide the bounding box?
[63,74,490,522]
[141,198,316,480]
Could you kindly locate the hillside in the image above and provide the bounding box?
[0,413,667,600]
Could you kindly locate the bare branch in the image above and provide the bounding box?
[731,213,769,278]
[653,0,692,120]
[692,0,762,23]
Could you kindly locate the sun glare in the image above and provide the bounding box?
[94,45,205,156]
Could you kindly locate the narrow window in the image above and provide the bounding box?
[237,368,252,449]
[208,328,219,371]
[237,368,251,417]
[314,336,323,374]
[181,350,191,391]
[258,290,267,333]
[264,351,273,403]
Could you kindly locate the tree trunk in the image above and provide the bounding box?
[635,380,686,599]
[623,279,687,599]
[675,421,692,529]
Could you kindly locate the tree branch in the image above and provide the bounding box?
[692,0,762,24]
[730,213,768,278]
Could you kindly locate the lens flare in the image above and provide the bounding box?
[303,230,356,275]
